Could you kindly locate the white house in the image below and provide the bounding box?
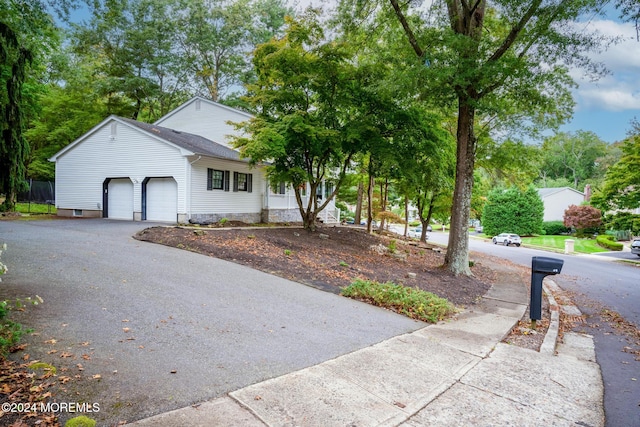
[537,187,586,222]
[49,97,339,224]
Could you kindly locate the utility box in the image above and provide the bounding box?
[530,256,564,321]
[564,239,574,254]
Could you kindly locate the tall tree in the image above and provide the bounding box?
[177,0,290,101]
[232,12,359,230]
[338,0,609,275]
[592,122,640,211]
[539,131,608,189]
[1,0,61,210]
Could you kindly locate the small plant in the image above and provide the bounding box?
[388,239,397,254]
[339,261,349,267]
[247,234,256,239]
[341,279,455,323]
[65,416,97,427]
[284,249,292,256]
[219,217,228,225]
[28,361,57,375]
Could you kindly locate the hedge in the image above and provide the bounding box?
[596,235,623,251]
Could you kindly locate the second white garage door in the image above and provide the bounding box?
[146,177,177,222]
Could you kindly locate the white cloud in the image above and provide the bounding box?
[572,19,640,113]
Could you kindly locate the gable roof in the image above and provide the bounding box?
[118,117,243,161]
[49,115,245,163]
[537,187,585,199]
[154,96,253,126]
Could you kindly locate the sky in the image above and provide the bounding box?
[66,1,640,144]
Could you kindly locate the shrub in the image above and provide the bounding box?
[341,279,455,323]
[65,416,97,427]
[564,205,602,237]
[481,186,544,237]
[596,235,623,251]
[542,221,570,236]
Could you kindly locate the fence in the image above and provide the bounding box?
[17,180,55,213]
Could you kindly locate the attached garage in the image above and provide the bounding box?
[144,177,177,222]
[106,178,133,220]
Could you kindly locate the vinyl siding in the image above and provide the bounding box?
[190,158,263,215]
[155,100,250,149]
[54,120,187,215]
[542,190,585,222]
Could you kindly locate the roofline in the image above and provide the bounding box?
[49,116,196,162]
[537,187,585,197]
[154,96,253,125]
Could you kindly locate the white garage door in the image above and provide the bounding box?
[108,179,133,220]
[146,177,177,222]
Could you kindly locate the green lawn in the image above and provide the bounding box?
[520,235,607,254]
[15,202,57,214]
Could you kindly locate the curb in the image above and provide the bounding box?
[541,278,584,355]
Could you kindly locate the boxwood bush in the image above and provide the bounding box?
[542,221,570,236]
[596,235,623,251]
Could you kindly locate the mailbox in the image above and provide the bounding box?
[530,256,564,322]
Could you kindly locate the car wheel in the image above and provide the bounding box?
[503,240,509,246]
[493,238,497,244]
[516,243,521,247]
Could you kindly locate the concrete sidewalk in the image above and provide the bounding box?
[129,277,604,426]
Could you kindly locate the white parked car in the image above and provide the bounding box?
[492,233,522,247]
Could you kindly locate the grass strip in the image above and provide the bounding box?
[341,279,455,323]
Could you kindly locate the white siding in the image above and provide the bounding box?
[155,99,251,149]
[190,158,263,215]
[543,190,585,222]
[54,120,187,219]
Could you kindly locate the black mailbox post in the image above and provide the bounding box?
[530,256,564,327]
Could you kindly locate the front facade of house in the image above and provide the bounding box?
[50,97,339,224]
[537,187,586,222]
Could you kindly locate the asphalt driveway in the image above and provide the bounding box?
[0,219,423,425]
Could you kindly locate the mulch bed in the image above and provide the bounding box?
[135,225,495,307]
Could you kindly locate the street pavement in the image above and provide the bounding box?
[0,220,607,426]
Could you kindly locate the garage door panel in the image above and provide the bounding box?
[108,179,133,220]
[146,178,177,222]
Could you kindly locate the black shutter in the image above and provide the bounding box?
[233,172,239,192]
[248,174,253,193]
[224,171,230,192]
[207,168,212,190]
[279,182,285,194]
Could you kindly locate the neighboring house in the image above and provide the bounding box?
[537,187,586,222]
[49,97,339,224]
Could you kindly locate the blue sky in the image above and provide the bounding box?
[558,17,640,143]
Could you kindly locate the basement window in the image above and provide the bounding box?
[73,209,83,217]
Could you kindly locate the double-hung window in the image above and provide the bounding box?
[233,172,252,192]
[207,169,230,191]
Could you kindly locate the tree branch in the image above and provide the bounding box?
[389,0,424,57]
[487,0,543,64]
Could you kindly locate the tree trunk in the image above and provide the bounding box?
[367,173,374,233]
[445,99,477,276]
[403,194,409,237]
[377,178,389,234]
[354,179,363,224]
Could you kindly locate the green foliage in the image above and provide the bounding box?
[28,362,57,375]
[218,217,228,225]
[542,221,570,236]
[539,131,608,189]
[603,212,640,235]
[481,186,544,237]
[341,279,455,323]
[596,235,623,251]
[387,239,397,254]
[0,299,33,355]
[338,261,349,267]
[283,249,292,256]
[232,12,361,230]
[65,416,97,427]
[592,127,640,211]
